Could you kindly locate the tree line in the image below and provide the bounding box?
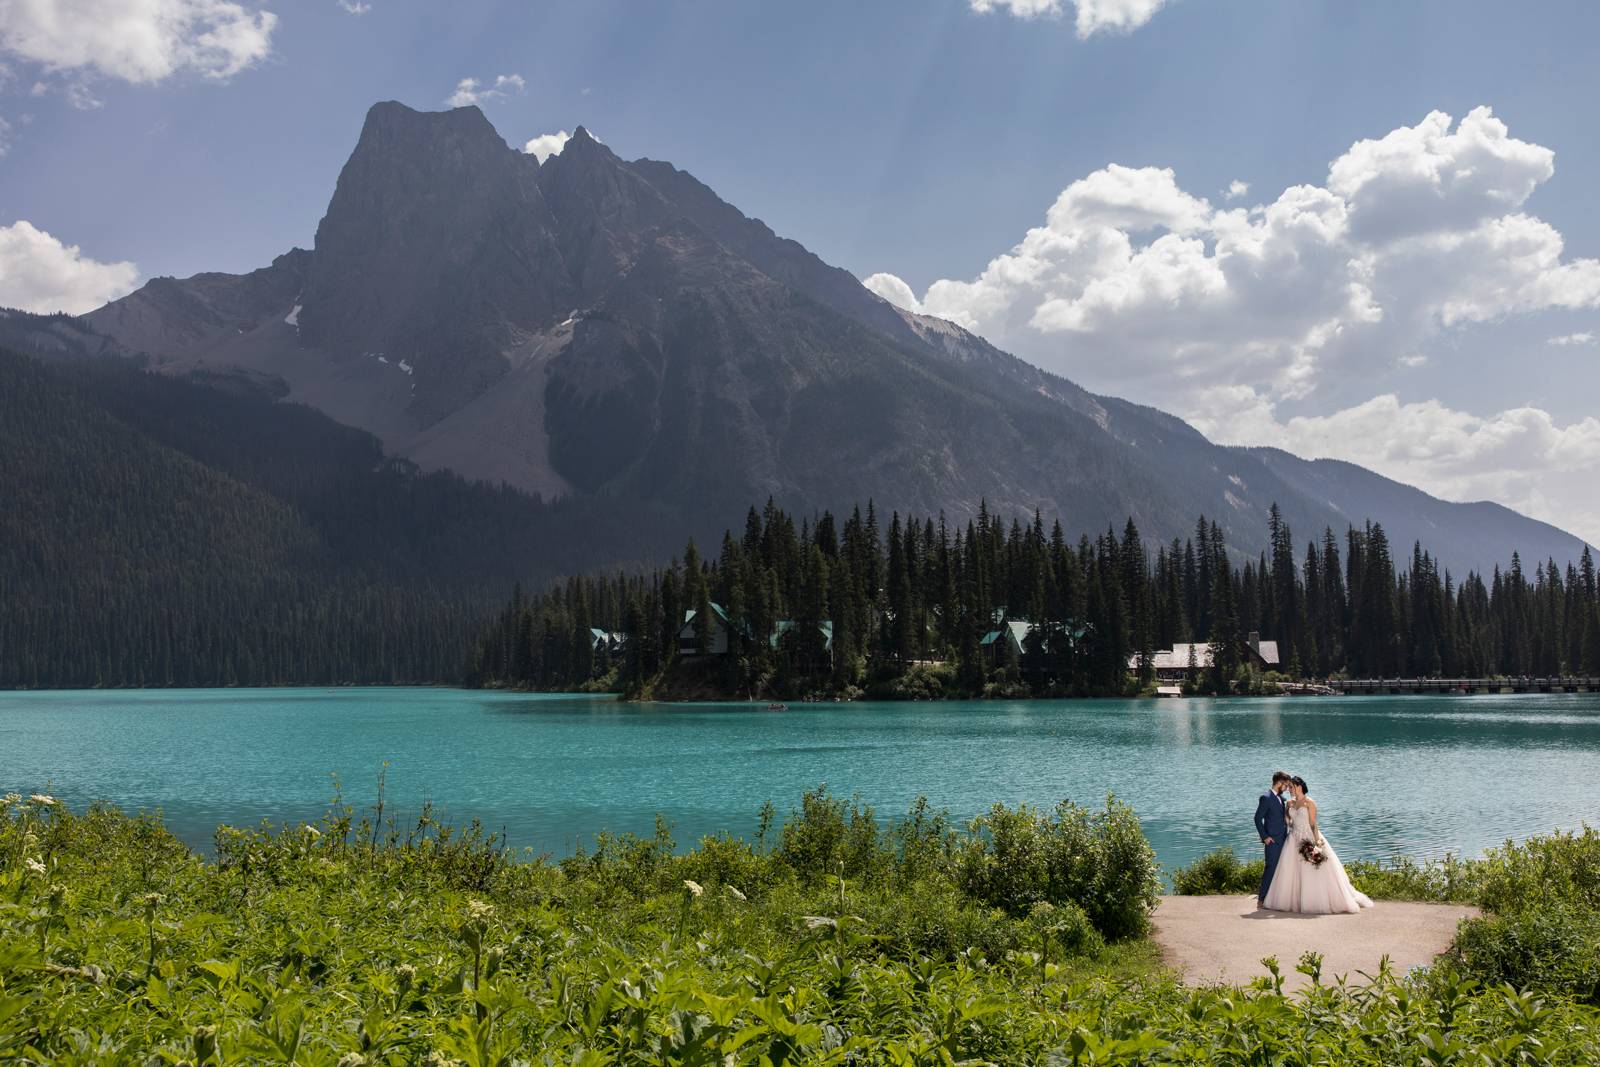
[469,498,1600,697]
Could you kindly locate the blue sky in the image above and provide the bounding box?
[3,0,1599,543]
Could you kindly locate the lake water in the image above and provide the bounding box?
[3,688,1598,871]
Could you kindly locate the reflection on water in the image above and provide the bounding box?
[2,689,1598,869]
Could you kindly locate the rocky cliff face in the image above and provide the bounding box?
[81,102,1591,570]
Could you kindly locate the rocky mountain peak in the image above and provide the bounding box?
[355,100,508,158]
[74,101,1591,573]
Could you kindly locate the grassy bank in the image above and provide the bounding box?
[4,792,1599,1064]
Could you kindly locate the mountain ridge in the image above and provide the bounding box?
[75,101,1590,574]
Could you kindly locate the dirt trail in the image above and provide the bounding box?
[1152,895,1480,993]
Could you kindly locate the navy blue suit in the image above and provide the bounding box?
[1254,789,1288,901]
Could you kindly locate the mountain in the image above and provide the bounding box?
[0,332,678,687]
[82,101,1590,573]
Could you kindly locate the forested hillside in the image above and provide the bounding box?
[0,348,676,687]
[471,499,1600,698]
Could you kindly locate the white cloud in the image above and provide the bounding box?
[0,220,140,314]
[1224,179,1249,201]
[1550,331,1596,347]
[863,272,923,313]
[336,0,369,12]
[874,107,1600,404]
[969,0,1170,37]
[867,106,1600,537]
[65,81,103,109]
[1192,386,1600,547]
[0,115,11,157]
[1327,107,1553,243]
[0,0,277,84]
[522,129,571,163]
[446,73,524,108]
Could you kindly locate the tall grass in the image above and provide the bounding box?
[3,792,1599,1063]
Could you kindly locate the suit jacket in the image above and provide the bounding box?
[1254,790,1287,843]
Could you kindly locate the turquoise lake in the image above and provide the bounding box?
[3,688,1598,871]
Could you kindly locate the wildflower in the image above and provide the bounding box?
[465,899,495,925]
[24,858,46,876]
[726,885,747,901]
[395,963,417,984]
[139,892,167,911]
[803,916,838,930]
[422,1053,463,1067]
[683,879,704,897]
[337,1054,369,1067]
[29,794,56,807]
[1,792,20,807]
[304,825,322,839]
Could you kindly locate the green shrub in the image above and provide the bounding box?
[955,796,1160,939]
[1475,825,1600,915]
[865,662,958,700]
[1447,904,1600,1004]
[1028,899,1104,959]
[1172,847,1266,895]
[1345,852,1482,902]
[775,785,886,882]
[673,831,772,896]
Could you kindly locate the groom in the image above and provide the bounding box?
[1254,770,1292,906]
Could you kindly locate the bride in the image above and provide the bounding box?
[1262,776,1374,914]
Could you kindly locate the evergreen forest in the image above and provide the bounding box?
[0,348,678,688]
[471,498,1600,698]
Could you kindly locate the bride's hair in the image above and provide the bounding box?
[1292,775,1309,795]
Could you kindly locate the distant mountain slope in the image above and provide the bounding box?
[0,339,675,687]
[1237,447,1587,575]
[80,102,1592,571]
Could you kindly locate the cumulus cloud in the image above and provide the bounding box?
[522,129,571,163]
[446,73,524,108]
[866,106,1600,537]
[1224,179,1249,200]
[863,272,923,313]
[969,0,1170,38]
[1549,331,1596,347]
[871,107,1600,402]
[1191,386,1600,547]
[1328,107,1554,243]
[0,0,277,84]
[336,0,369,12]
[0,220,140,314]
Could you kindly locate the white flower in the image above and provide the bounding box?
[304,825,322,839]
[726,885,747,901]
[2,793,21,807]
[683,879,704,897]
[29,794,56,807]
[24,858,47,876]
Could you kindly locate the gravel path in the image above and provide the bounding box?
[1152,895,1480,992]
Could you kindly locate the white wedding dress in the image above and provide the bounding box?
[1262,801,1374,914]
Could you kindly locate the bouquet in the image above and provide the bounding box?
[1298,839,1326,867]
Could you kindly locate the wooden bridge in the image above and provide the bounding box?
[1331,677,1600,695]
